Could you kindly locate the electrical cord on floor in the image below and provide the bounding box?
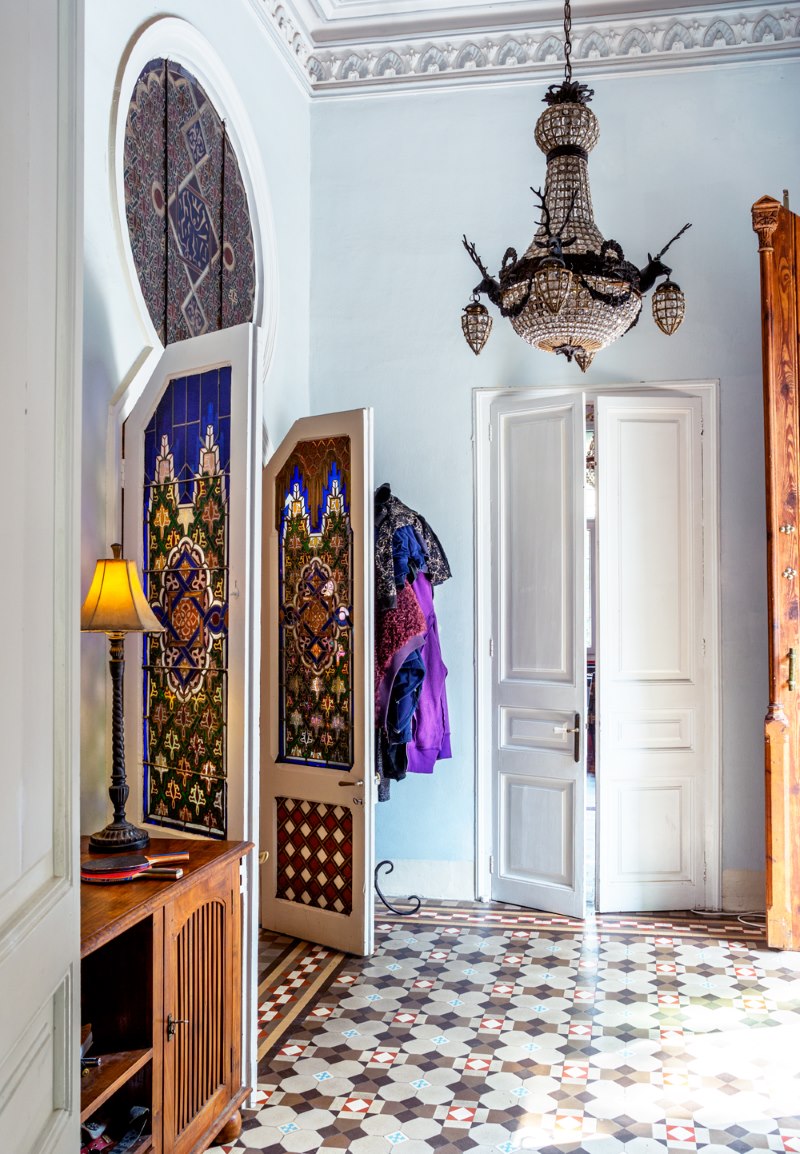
[689,908,767,930]
[737,913,767,929]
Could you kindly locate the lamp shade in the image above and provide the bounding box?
[80,543,164,635]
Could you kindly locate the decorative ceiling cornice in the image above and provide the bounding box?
[249,0,800,93]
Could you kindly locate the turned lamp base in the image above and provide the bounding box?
[80,545,165,860]
[88,819,150,854]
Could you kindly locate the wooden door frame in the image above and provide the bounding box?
[473,381,721,910]
[752,195,800,949]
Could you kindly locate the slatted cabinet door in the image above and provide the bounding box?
[162,860,242,1153]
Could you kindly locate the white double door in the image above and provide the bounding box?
[489,387,715,916]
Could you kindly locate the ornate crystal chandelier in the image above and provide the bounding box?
[460,0,691,369]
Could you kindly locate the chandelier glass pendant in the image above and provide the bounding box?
[461,0,691,368]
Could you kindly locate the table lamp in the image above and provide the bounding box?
[81,543,165,852]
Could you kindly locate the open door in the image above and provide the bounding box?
[261,409,375,956]
[489,393,586,918]
[595,393,706,912]
[752,195,800,950]
[121,322,262,1095]
[1,2,81,1150]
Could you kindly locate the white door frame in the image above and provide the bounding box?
[110,325,264,1101]
[474,380,721,910]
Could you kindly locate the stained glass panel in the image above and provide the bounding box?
[124,59,256,346]
[141,366,231,837]
[276,437,353,767]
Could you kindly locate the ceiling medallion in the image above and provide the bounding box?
[460,0,691,368]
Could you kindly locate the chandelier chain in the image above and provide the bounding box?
[563,0,573,84]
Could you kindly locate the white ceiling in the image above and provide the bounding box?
[248,0,800,92]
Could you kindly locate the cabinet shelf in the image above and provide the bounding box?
[123,1138,152,1154]
[80,1048,153,1122]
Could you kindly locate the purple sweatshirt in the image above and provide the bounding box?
[407,573,452,773]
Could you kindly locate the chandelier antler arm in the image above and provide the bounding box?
[462,235,492,281]
[653,221,692,263]
[639,222,692,293]
[463,235,505,309]
[531,187,577,253]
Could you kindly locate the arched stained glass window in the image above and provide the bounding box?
[124,59,256,345]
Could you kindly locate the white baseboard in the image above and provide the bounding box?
[376,861,765,912]
[376,859,475,902]
[722,869,765,912]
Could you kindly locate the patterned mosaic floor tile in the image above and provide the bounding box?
[209,903,800,1154]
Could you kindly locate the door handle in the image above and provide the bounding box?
[338,779,364,787]
[789,647,797,692]
[167,1014,189,1040]
[553,713,581,763]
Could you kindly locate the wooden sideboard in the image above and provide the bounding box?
[752,195,800,951]
[80,836,252,1153]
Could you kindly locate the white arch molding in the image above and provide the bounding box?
[110,17,279,393]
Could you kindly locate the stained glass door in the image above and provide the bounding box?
[261,410,375,956]
[121,322,262,1094]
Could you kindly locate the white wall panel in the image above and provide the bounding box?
[613,710,695,751]
[614,783,692,879]
[500,774,574,887]
[609,411,695,681]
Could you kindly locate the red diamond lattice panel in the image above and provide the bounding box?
[275,796,353,915]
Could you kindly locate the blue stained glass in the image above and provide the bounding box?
[187,374,200,423]
[219,366,231,417]
[217,415,230,475]
[201,370,219,434]
[144,427,156,477]
[144,367,231,484]
[172,374,186,424]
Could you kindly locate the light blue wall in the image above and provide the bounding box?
[82,0,312,831]
[309,60,800,886]
[82,6,800,894]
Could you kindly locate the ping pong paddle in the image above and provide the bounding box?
[81,865,183,884]
[81,850,189,884]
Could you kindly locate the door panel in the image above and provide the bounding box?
[261,410,374,956]
[0,3,81,1150]
[491,394,586,916]
[596,394,704,912]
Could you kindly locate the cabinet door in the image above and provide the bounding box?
[162,861,241,1154]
